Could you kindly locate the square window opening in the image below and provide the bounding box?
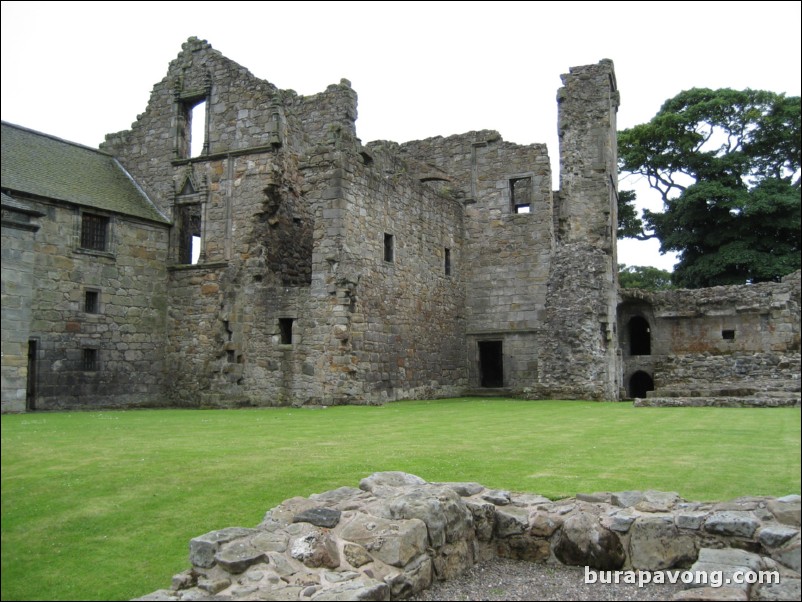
[510,177,533,214]
[80,213,109,251]
[722,329,736,340]
[82,348,98,371]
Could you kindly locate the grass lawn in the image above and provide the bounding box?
[2,398,800,601]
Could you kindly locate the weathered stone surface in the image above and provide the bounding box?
[686,548,763,591]
[293,507,342,529]
[768,498,801,527]
[309,577,390,601]
[494,505,530,538]
[496,534,550,562]
[612,491,644,508]
[553,512,625,570]
[189,527,257,568]
[772,535,800,572]
[758,525,799,548]
[465,500,496,542]
[385,554,432,599]
[384,486,473,547]
[482,490,511,505]
[431,540,474,581]
[704,512,760,538]
[754,578,801,601]
[289,530,339,569]
[359,472,426,494]
[439,482,484,497]
[628,516,697,570]
[601,508,637,533]
[343,543,372,568]
[215,540,268,573]
[676,511,709,531]
[530,510,563,537]
[339,513,427,568]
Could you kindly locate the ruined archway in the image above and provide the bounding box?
[629,370,654,399]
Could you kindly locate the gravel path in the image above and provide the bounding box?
[409,558,685,601]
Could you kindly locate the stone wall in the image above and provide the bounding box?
[620,271,801,404]
[138,472,801,601]
[1,196,43,412]
[26,200,169,409]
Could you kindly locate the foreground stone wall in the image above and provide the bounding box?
[139,472,801,601]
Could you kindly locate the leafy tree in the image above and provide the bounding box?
[617,189,646,240]
[618,264,675,290]
[618,88,800,287]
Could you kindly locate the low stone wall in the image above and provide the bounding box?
[138,472,801,601]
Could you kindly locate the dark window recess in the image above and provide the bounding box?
[511,177,533,214]
[444,248,451,276]
[85,291,99,314]
[629,316,651,355]
[227,350,236,363]
[81,214,109,251]
[279,318,295,344]
[384,233,394,262]
[722,329,736,340]
[178,204,202,264]
[82,348,98,371]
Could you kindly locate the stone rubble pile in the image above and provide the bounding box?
[138,472,801,601]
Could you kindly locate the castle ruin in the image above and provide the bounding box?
[2,38,799,412]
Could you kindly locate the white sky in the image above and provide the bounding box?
[2,0,800,271]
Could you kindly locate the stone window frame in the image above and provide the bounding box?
[76,209,115,258]
[508,172,535,215]
[173,171,209,266]
[173,75,212,160]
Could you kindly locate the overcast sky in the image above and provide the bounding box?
[2,1,800,270]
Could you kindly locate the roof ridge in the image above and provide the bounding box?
[1,120,111,157]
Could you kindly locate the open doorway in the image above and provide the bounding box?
[629,370,654,399]
[629,316,651,355]
[478,341,503,388]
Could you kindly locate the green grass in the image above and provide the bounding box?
[2,399,800,601]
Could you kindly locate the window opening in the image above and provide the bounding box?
[189,100,207,158]
[178,204,202,264]
[82,348,98,371]
[279,318,295,345]
[85,291,99,314]
[444,248,451,276]
[384,233,394,262]
[80,213,109,251]
[510,177,533,214]
[628,316,651,355]
[722,329,735,340]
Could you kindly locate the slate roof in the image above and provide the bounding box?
[1,121,169,224]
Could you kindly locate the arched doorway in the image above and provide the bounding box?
[629,316,651,355]
[629,371,654,399]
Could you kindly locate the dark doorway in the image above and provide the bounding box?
[629,371,654,399]
[629,316,651,355]
[478,341,504,388]
[26,340,37,411]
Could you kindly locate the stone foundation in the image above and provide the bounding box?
[137,472,800,601]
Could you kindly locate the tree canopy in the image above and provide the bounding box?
[618,264,675,291]
[618,88,801,288]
